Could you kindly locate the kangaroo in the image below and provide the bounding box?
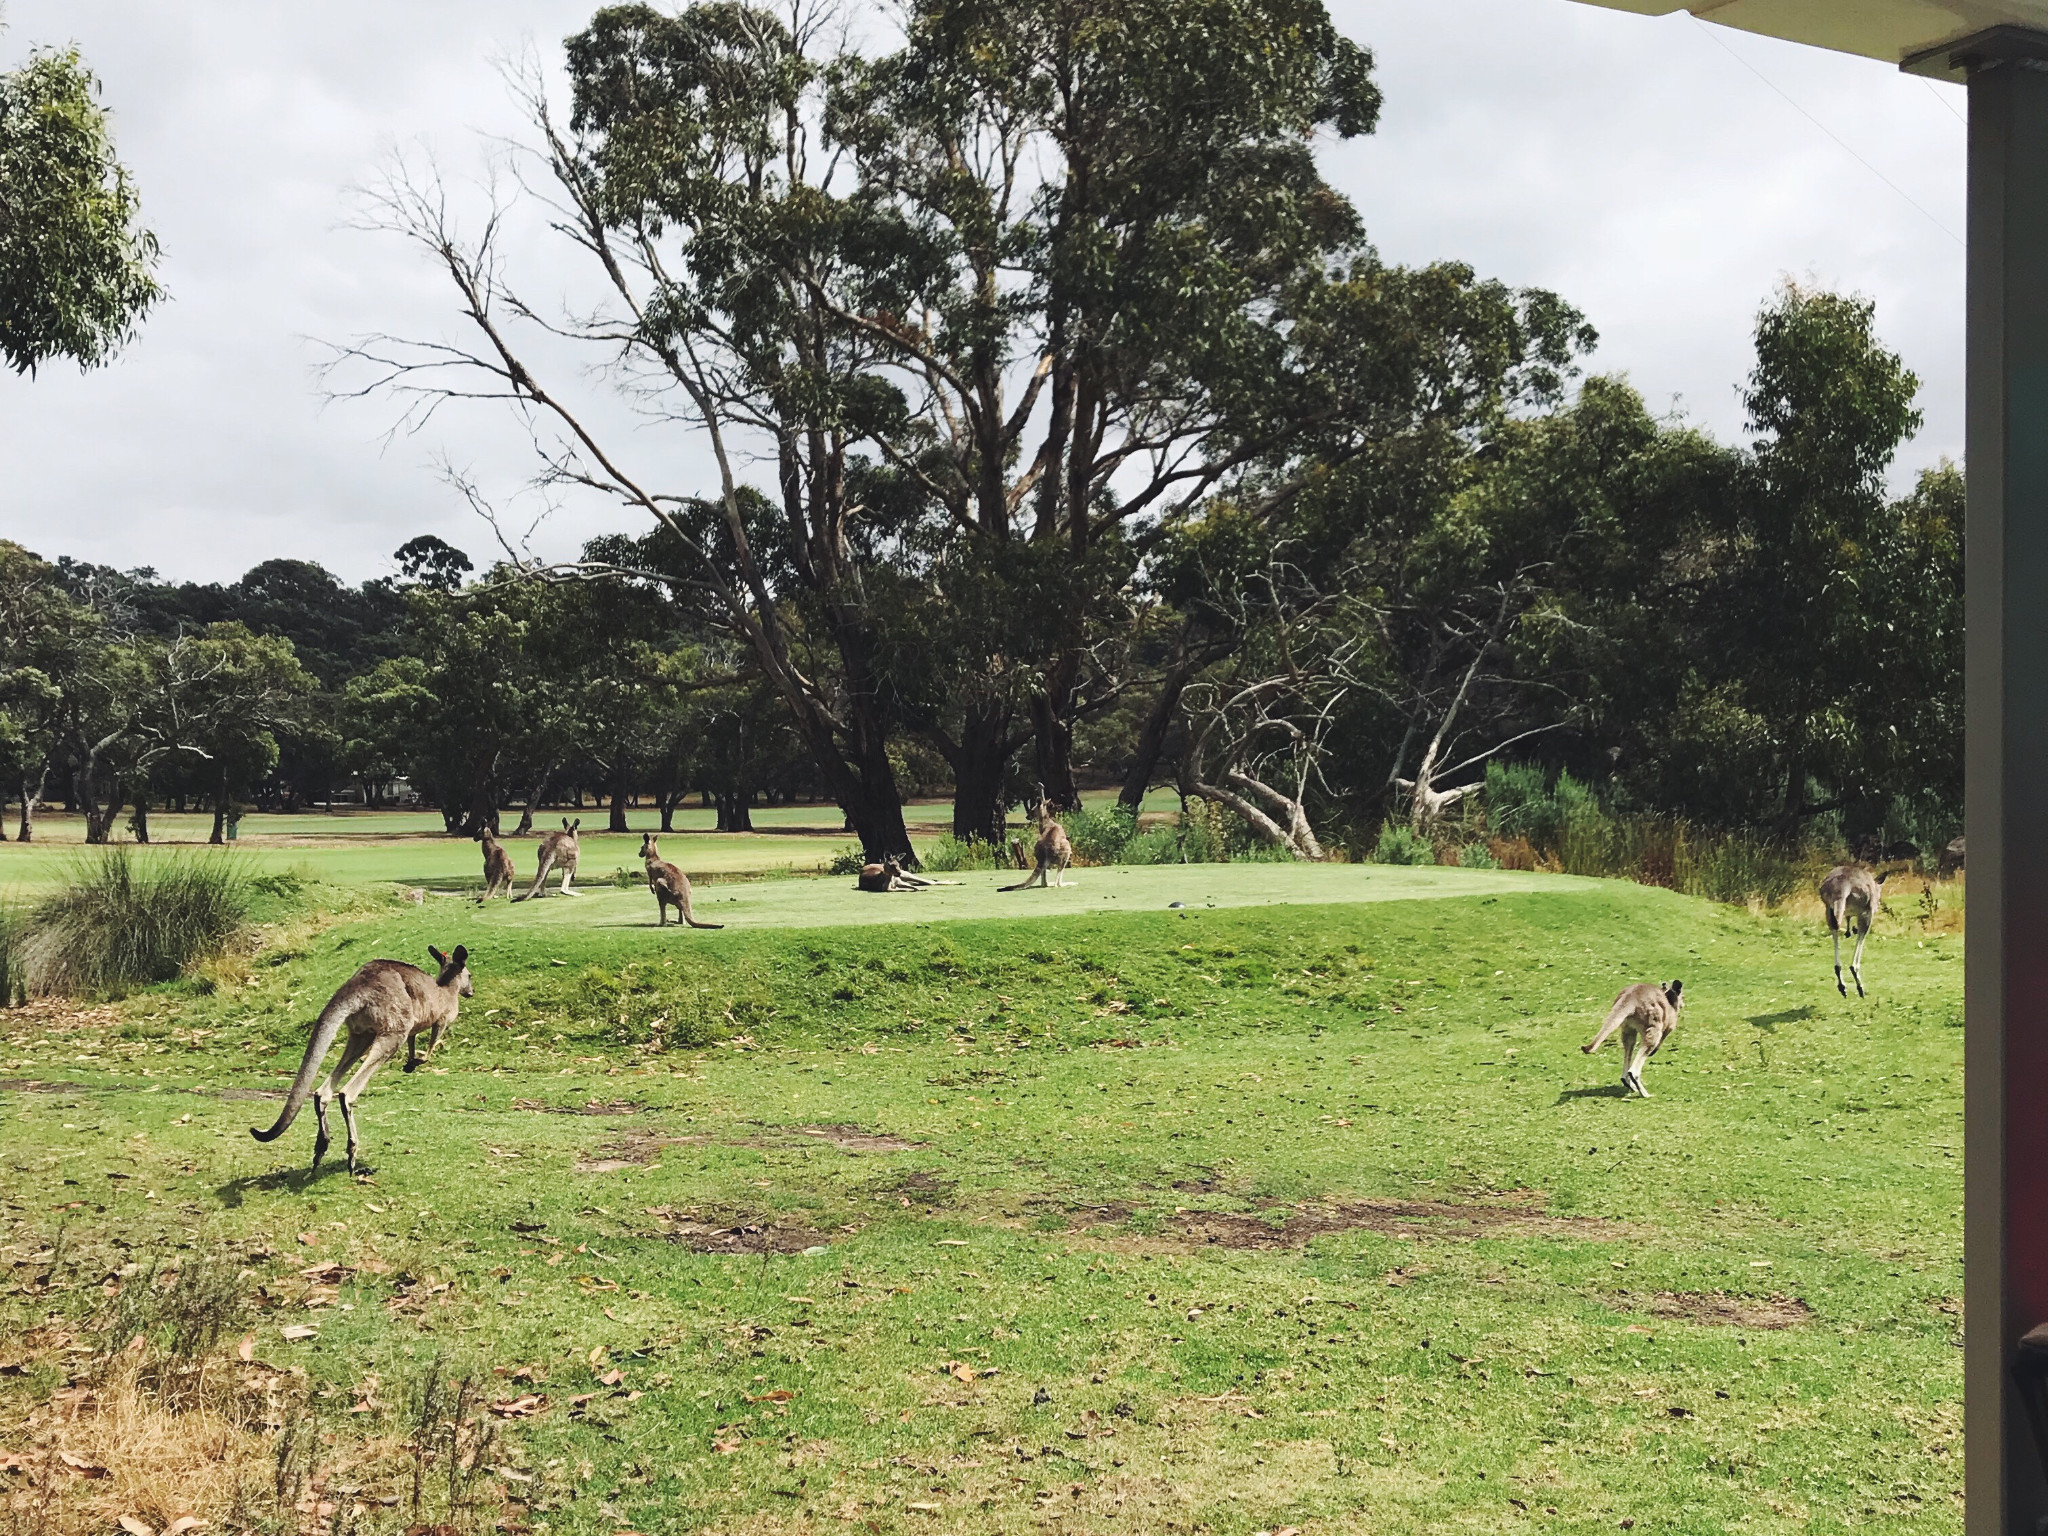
[1820,864,1887,997]
[1582,980,1683,1098]
[475,826,515,900]
[250,945,473,1175]
[1000,793,1073,891]
[512,817,581,901]
[857,854,960,893]
[639,833,723,928]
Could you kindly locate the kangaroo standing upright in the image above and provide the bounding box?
[513,817,580,901]
[639,833,723,928]
[1582,980,1683,1098]
[1819,864,1887,997]
[475,827,515,900]
[1000,793,1074,891]
[250,945,473,1174]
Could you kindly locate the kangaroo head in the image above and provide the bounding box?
[563,817,581,835]
[428,944,474,998]
[1665,979,1684,1008]
[640,833,659,860]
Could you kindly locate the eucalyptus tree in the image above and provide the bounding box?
[0,46,161,375]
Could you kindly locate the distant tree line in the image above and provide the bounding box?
[0,0,1961,858]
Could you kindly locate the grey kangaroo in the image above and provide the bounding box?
[250,945,473,1174]
[1000,793,1074,891]
[639,833,723,928]
[1819,864,1887,997]
[1582,980,1683,1098]
[475,826,515,900]
[513,817,580,901]
[856,854,959,892]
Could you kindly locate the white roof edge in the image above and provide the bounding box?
[1563,0,2048,78]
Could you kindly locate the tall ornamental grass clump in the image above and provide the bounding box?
[18,849,250,998]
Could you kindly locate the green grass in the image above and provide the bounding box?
[0,863,1963,1534]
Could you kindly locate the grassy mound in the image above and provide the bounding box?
[17,848,249,997]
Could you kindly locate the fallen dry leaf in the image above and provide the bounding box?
[117,1516,154,1536]
[163,1518,207,1535]
[746,1388,795,1403]
[236,1334,254,1363]
[488,1394,551,1419]
[906,1501,943,1513]
[58,1452,109,1478]
[597,1369,624,1387]
[712,1437,742,1454]
[939,1360,978,1383]
[280,1325,319,1342]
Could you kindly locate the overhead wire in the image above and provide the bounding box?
[1689,16,1963,248]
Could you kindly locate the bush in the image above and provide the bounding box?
[1063,805,1137,865]
[1121,826,1188,864]
[17,849,250,998]
[1372,824,1435,865]
[922,836,1005,873]
[826,846,867,877]
[1457,841,1500,870]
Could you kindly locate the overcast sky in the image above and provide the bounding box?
[0,0,1967,585]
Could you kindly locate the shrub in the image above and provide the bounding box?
[922,836,1005,873]
[1063,805,1137,865]
[1457,841,1500,870]
[17,849,250,998]
[826,846,867,877]
[1372,824,1435,865]
[1121,826,1188,864]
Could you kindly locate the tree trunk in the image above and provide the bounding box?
[1031,655,1083,812]
[943,704,1016,845]
[130,791,150,845]
[211,763,230,845]
[16,768,42,842]
[715,787,754,833]
[608,753,631,833]
[1119,655,1197,813]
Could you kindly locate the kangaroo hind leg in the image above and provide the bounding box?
[311,1025,371,1171]
[1850,916,1870,999]
[1831,921,1846,997]
[337,1036,405,1175]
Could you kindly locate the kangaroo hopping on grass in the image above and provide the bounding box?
[250,945,473,1175]
[512,817,580,901]
[1000,791,1074,891]
[639,833,724,928]
[1582,980,1683,1098]
[475,826,515,901]
[1820,864,1887,997]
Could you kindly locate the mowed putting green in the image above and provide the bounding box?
[485,860,1604,932]
[0,860,1964,1535]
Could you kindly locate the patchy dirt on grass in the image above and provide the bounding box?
[0,999,128,1034]
[510,1098,650,1117]
[1624,1290,1813,1329]
[1165,1195,1619,1249]
[573,1130,709,1172]
[787,1123,921,1152]
[641,1207,838,1254]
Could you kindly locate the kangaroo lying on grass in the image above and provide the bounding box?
[856,854,959,893]
[250,945,473,1175]
[1000,794,1073,891]
[1819,864,1886,997]
[475,827,514,900]
[512,817,580,901]
[1582,980,1683,1098]
[639,833,723,928]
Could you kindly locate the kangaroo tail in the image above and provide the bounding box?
[512,853,551,902]
[678,882,724,930]
[1582,995,1633,1055]
[251,991,350,1142]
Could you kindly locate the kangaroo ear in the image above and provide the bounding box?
[451,945,468,968]
[428,945,448,966]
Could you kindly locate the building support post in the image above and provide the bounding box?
[1959,27,2048,1536]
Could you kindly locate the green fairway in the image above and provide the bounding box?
[0,867,1963,1535]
